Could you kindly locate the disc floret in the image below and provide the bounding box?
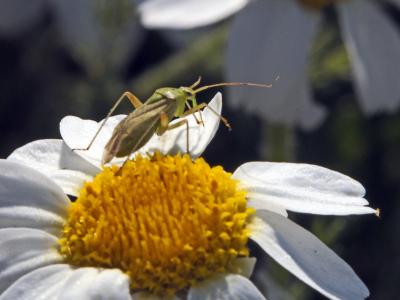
[59,153,254,295]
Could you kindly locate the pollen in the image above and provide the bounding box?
[59,153,254,295]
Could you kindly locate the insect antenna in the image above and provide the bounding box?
[190,76,202,89]
[193,82,272,94]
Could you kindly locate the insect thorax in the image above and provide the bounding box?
[152,87,193,117]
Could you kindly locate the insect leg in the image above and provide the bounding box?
[73,91,144,151]
[157,112,190,152]
[185,102,204,126]
[181,103,231,130]
[156,112,170,136]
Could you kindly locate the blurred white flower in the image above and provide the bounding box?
[138,0,250,29]
[227,0,400,129]
[2,93,376,299]
[139,0,400,129]
[0,0,143,74]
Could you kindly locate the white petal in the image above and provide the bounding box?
[0,228,63,294]
[58,268,131,300]
[60,114,126,167]
[247,198,288,217]
[0,207,65,236]
[0,160,69,231]
[233,162,376,215]
[7,139,97,196]
[51,0,143,72]
[141,92,222,158]
[188,273,265,300]
[231,257,257,278]
[0,264,73,300]
[0,0,45,36]
[1,265,131,300]
[250,211,369,299]
[139,0,249,29]
[48,170,94,197]
[226,0,325,130]
[7,139,98,175]
[337,0,400,114]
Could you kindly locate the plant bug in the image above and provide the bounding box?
[76,77,271,165]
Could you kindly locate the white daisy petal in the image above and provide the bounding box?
[226,0,325,129]
[58,268,131,300]
[0,206,65,236]
[7,139,98,175]
[250,211,369,299]
[0,160,69,231]
[48,170,93,197]
[60,114,126,167]
[247,198,288,217]
[7,139,97,196]
[139,0,249,29]
[233,162,376,215]
[141,93,222,158]
[0,265,73,300]
[1,265,131,300]
[188,273,266,300]
[0,228,63,294]
[232,257,257,279]
[0,0,45,36]
[337,0,400,114]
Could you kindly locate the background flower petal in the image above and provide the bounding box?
[188,273,266,300]
[390,0,400,8]
[233,162,376,215]
[141,92,222,158]
[7,139,98,196]
[139,0,249,29]
[0,160,69,231]
[0,228,63,294]
[337,0,400,114]
[51,0,143,74]
[250,211,369,300]
[60,114,126,167]
[0,0,46,36]
[226,0,325,130]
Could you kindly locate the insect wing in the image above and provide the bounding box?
[102,99,174,164]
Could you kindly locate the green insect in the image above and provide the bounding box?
[78,77,271,166]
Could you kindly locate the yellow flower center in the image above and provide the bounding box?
[298,0,342,10]
[59,153,253,295]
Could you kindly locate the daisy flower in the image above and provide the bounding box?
[2,94,376,299]
[139,0,400,129]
